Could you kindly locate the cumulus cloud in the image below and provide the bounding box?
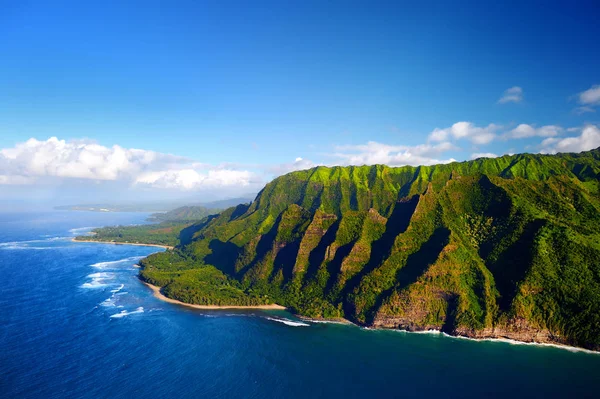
[572,85,600,114]
[267,142,459,176]
[471,153,498,159]
[268,157,319,175]
[0,137,258,191]
[135,169,254,190]
[332,141,457,167]
[578,85,600,106]
[429,122,499,145]
[540,125,600,154]
[498,86,523,104]
[505,124,562,139]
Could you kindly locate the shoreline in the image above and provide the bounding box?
[141,279,597,353]
[368,327,600,355]
[142,280,287,310]
[297,315,355,325]
[71,237,174,250]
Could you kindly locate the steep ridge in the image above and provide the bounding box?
[140,148,600,350]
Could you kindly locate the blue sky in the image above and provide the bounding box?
[0,1,599,203]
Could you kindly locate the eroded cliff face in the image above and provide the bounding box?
[141,149,600,350]
[372,313,565,347]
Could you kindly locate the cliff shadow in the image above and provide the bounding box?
[178,214,220,246]
[485,219,545,311]
[235,218,279,279]
[272,240,302,284]
[228,203,251,221]
[204,239,241,276]
[441,294,459,333]
[365,226,450,324]
[340,195,420,301]
[304,220,340,283]
[324,242,356,297]
[395,227,450,292]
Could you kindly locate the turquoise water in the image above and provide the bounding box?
[1,211,599,398]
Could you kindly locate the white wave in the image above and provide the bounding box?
[91,256,144,269]
[101,297,116,307]
[69,227,96,235]
[87,272,113,279]
[0,245,55,250]
[110,307,144,318]
[81,280,107,289]
[0,237,70,250]
[307,319,352,326]
[110,284,125,293]
[440,333,599,354]
[264,317,309,327]
[391,329,442,335]
[81,272,114,289]
[44,236,70,242]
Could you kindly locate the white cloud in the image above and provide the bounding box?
[0,137,257,191]
[267,157,320,175]
[505,124,562,139]
[471,153,498,159]
[572,85,600,114]
[135,169,253,190]
[574,106,596,115]
[332,141,457,167]
[540,125,600,154]
[578,85,600,106]
[498,86,523,104]
[429,122,499,145]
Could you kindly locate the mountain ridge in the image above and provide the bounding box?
[140,148,600,350]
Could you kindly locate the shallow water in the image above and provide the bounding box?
[1,211,599,398]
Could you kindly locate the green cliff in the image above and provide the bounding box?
[140,148,600,350]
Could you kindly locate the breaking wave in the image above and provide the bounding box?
[69,227,96,235]
[81,272,114,289]
[0,237,70,250]
[91,256,144,269]
[110,307,144,318]
[264,317,310,327]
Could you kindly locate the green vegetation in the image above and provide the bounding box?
[148,205,220,223]
[76,221,190,247]
[75,204,225,247]
[139,148,600,350]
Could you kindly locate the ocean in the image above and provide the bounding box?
[1,211,599,398]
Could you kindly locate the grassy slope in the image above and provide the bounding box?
[140,148,600,349]
[148,206,221,223]
[75,222,189,247]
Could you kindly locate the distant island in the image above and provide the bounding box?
[56,197,253,213]
[56,203,182,213]
[79,148,600,351]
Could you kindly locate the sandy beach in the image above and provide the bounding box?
[142,280,287,310]
[71,237,174,250]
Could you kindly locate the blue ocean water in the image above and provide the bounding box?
[1,211,599,398]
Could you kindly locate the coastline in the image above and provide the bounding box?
[71,237,174,250]
[297,315,355,325]
[369,326,600,355]
[141,279,597,353]
[142,280,287,310]
[76,234,596,353]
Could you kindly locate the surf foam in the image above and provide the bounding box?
[110,307,144,318]
[91,256,144,269]
[265,317,310,327]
